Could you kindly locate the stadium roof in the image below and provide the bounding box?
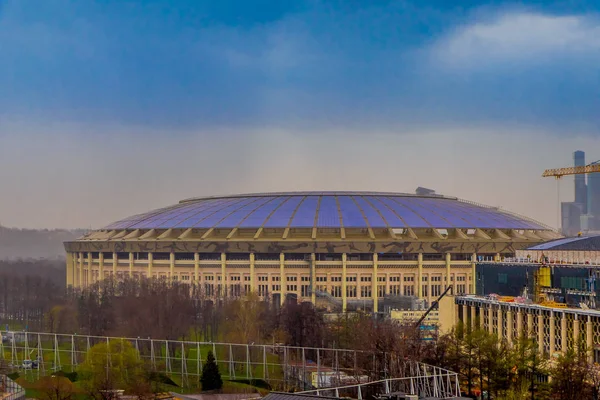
[528,234,600,251]
[103,192,550,231]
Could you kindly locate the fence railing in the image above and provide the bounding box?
[296,368,461,399]
[0,331,460,393]
[0,375,26,400]
[480,257,600,267]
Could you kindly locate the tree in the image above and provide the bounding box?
[200,351,223,391]
[35,376,75,400]
[79,340,146,399]
[551,345,592,400]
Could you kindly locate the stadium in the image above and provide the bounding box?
[64,191,559,311]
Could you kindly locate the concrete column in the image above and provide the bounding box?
[87,252,92,285]
[221,253,227,298]
[417,253,423,298]
[538,313,545,354]
[128,252,134,278]
[561,312,567,353]
[372,253,379,313]
[471,253,477,293]
[527,313,534,337]
[280,253,285,305]
[400,271,404,295]
[586,316,593,363]
[112,252,118,277]
[78,253,83,287]
[471,305,477,329]
[488,307,494,334]
[574,316,580,345]
[310,253,316,305]
[148,252,153,279]
[506,310,513,345]
[385,272,390,295]
[99,252,104,281]
[249,253,255,293]
[66,253,74,287]
[498,307,504,340]
[342,253,347,312]
[479,307,485,329]
[462,304,468,325]
[170,252,175,279]
[445,253,452,293]
[516,310,523,339]
[549,312,556,355]
[194,253,200,283]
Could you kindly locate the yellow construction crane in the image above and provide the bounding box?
[542,161,600,231]
[542,163,600,178]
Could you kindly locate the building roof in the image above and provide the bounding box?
[528,234,600,251]
[103,191,550,231]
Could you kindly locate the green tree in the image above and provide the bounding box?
[79,340,147,399]
[550,342,592,400]
[200,351,223,391]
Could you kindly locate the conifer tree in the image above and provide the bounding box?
[200,351,223,391]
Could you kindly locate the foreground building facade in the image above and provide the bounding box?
[64,191,558,311]
[456,295,600,362]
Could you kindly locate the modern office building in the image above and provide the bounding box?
[587,161,600,230]
[455,295,600,362]
[458,234,600,360]
[575,150,587,212]
[64,191,558,311]
[561,151,588,236]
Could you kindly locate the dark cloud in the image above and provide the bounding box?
[0,0,598,133]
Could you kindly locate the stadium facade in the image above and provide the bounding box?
[64,191,559,312]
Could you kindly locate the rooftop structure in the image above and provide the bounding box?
[101,191,551,232]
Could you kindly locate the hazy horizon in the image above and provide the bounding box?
[1,0,599,230]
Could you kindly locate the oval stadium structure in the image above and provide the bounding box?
[65,191,559,311]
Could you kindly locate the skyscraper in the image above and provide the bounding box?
[574,151,587,213]
[587,161,600,229]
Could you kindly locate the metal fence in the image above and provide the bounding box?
[0,331,459,394]
[0,374,26,400]
[296,364,461,399]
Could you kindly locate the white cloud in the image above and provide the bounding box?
[431,12,600,68]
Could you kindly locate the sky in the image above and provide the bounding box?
[0,0,599,230]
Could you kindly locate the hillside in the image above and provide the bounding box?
[0,225,86,260]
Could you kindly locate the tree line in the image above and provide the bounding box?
[429,322,600,400]
[0,271,432,360]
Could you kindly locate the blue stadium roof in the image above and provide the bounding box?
[103,192,550,231]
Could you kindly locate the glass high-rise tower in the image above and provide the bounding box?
[574,150,587,213]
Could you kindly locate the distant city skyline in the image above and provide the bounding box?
[1,0,599,229]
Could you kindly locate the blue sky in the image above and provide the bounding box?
[0,0,599,228]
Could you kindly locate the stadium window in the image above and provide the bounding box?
[175,253,195,260]
[498,273,508,284]
[153,252,170,260]
[301,285,311,297]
